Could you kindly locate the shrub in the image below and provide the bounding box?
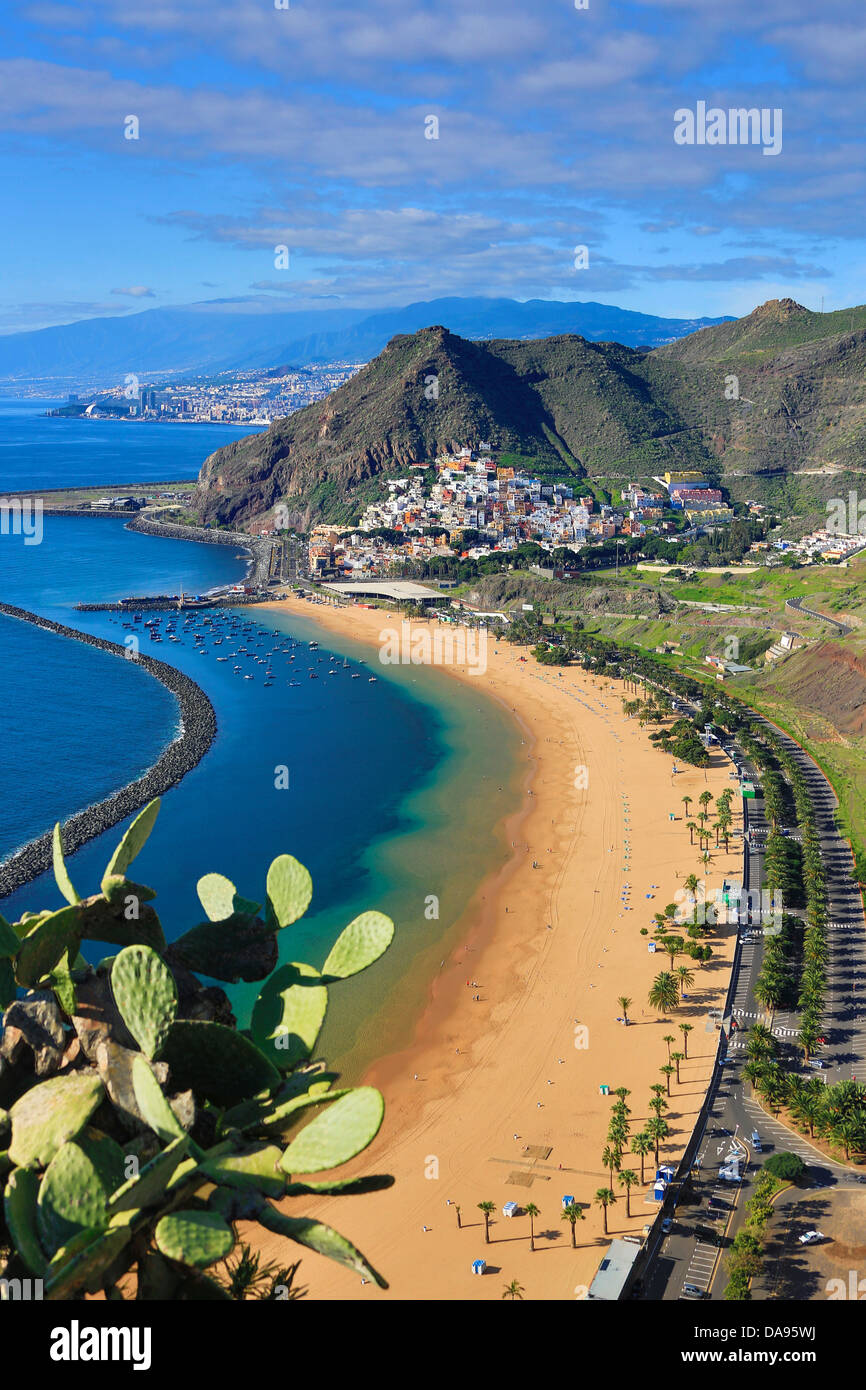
[763,1152,806,1182]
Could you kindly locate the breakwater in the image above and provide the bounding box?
[0,603,217,901]
[126,514,276,588]
[75,595,264,612]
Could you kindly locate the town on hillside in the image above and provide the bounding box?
[302,449,739,579]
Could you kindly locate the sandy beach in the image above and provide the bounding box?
[247,595,741,1300]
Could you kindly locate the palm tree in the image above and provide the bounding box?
[561,1201,585,1247]
[646,1115,670,1166]
[675,965,694,997]
[631,1131,653,1184]
[683,873,700,923]
[618,1169,639,1218]
[478,1200,495,1244]
[455,1204,462,1229]
[671,1051,685,1084]
[679,1022,693,1057]
[617,997,633,1025]
[660,1063,675,1096]
[594,1188,616,1235]
[602,1144,622,1189]
[525,1201,540,1252]
[681,795,692,821]
[662,1034,675,1062]
[502,1278,525,1301]
[686,821,698,845]
[649,973,679,1015]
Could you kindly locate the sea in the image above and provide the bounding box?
[0,400,521,1072]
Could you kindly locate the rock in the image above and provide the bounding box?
[1,994,66,1076]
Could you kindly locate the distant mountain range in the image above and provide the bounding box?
[0,297,731,390]
[195,298,866,528]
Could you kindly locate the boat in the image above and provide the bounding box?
[368,676,377,682]
[244,674,254,680]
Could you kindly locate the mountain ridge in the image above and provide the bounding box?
[0,296,731,389]
[194,301,866,529]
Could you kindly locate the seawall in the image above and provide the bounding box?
[0,603,217,901]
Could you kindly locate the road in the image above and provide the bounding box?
[640,707,866,1301]
[785,594,852,635]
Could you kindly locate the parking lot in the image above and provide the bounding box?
[756,1186,866,1300]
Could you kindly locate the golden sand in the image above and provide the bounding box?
[247,596,741,1300]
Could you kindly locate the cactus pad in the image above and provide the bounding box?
[37,1133,127,1257]
[196,872,260,922]
[4,1167,46,1275]
[256,1206,387,1287]
[251,962,328,1070]
[160,1020,280,1107]
[265,855,313,928]
[9,1071,104,1167]
[101,799,160,891]
[110,944,177,1058]
[280,1086,384,1174]
[52,823,81,906]
[200,1144,285,1198]
[155,1209,234,1268]
[131,1055,188,1143]
[14,905,81,989]
[321,911,395,980]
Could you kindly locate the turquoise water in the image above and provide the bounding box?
[0,404,521,1070]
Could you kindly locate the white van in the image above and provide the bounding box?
[751,1131,762,1152]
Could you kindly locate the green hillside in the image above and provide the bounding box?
[196,299,866,527]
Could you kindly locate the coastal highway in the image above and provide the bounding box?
[641,714,866,1302]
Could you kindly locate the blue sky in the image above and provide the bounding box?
[2,0,865,334]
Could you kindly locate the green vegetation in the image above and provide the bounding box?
[763,1152,806,1181]
[196,302,866,526]
[0,800,395,1299]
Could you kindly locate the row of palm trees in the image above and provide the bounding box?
[745,1061,866,1162]
[474,1197,586,1249]
[739,721,828,1059]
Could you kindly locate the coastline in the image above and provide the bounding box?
[0,603,216,900]
[248,593,743,1300]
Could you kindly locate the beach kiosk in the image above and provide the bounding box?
[656,1165,675,1184]
[502,1201,519,1219]
[561,1195,575,1209]
[471,1259,487,1276]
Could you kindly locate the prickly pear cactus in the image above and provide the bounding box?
[0,801,396,1299]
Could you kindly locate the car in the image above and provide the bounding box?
[695,1224,721,1244]
[798,1230,826,1245]
[807,1059,826,1070]
[751,1131,762,1152]
[661,1217,673,1233]
[681,1283,707,1299]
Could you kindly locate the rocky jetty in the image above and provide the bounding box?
[0,603,217,901]
[125,514,276,587]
